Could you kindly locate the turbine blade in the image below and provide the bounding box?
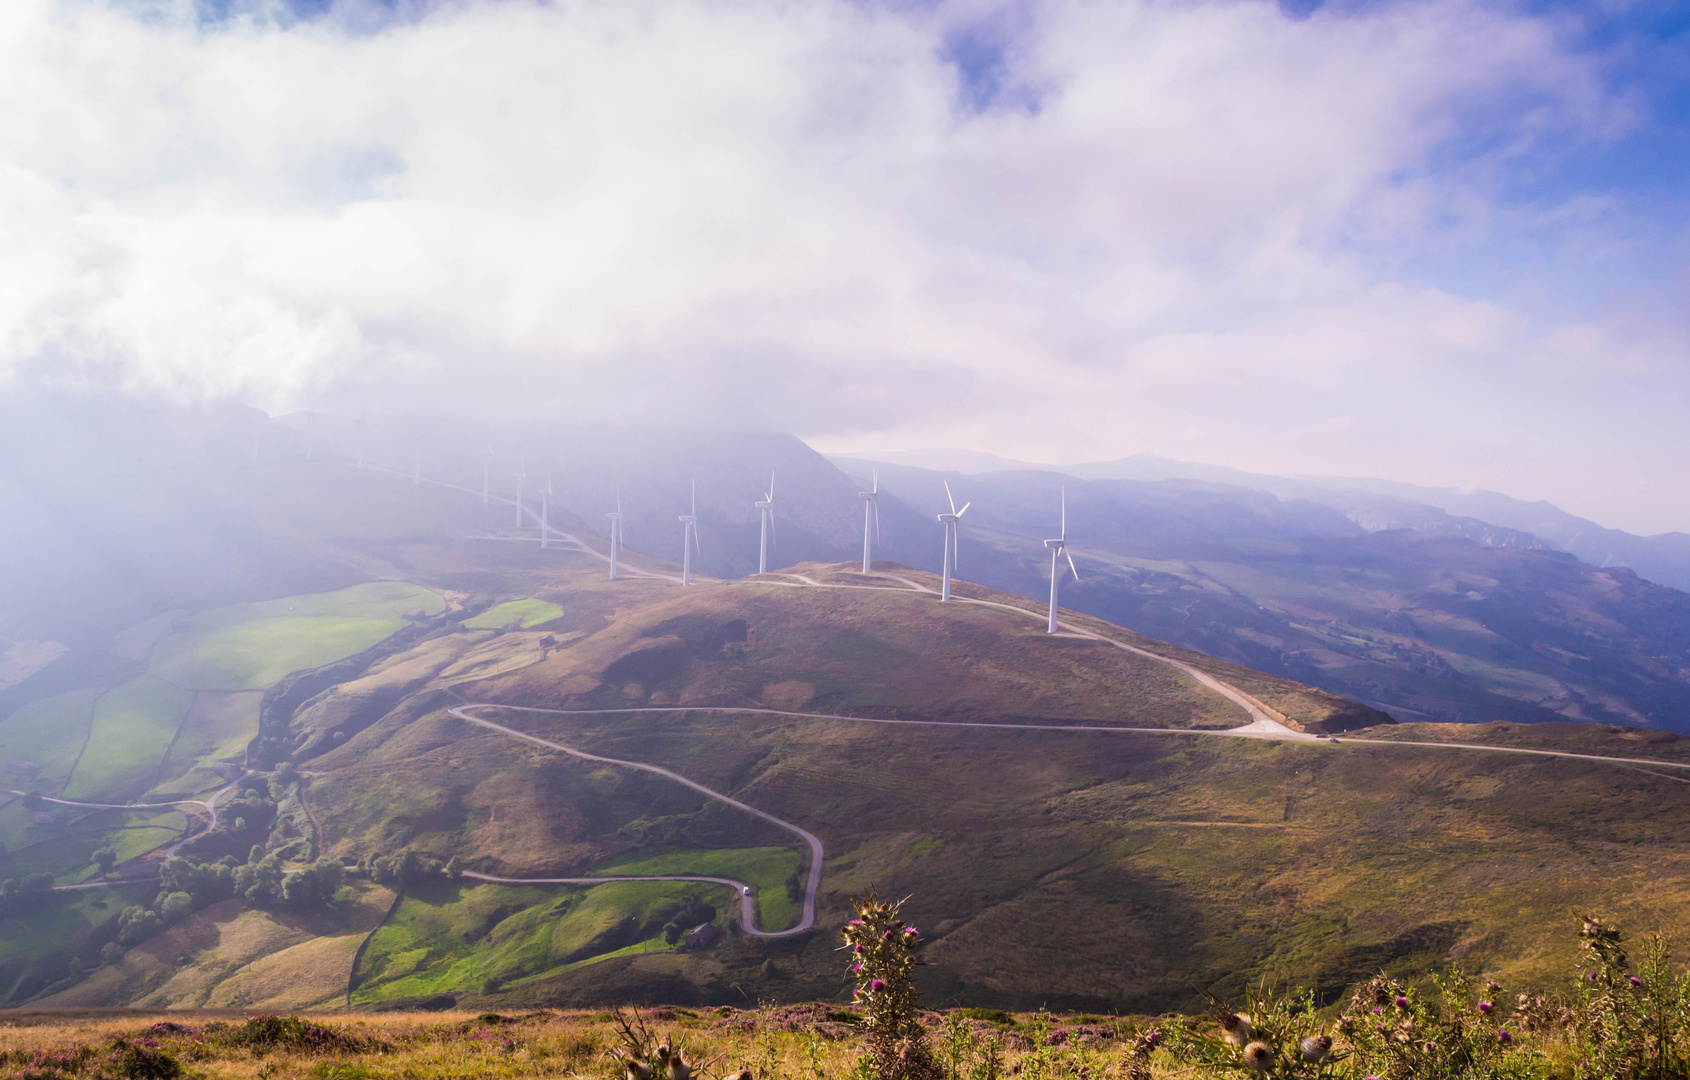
[769,471,775,500]
[691,479,697,516]
[769,509,777,549]
[1067,551,1079,581]
[957,501,971,517]
[1060,485,1067,540]
[873,501,881,543]
[872,468,879,494]
[944,480,957,515]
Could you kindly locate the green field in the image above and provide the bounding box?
[594,846,802,931]
[351,879,727,1004]
[147,582,444,691]
[61,677,195,800]
[0,689,99,792]
[464,598,563,630]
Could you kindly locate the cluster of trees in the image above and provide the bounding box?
[0,873,55,917]
[660,896,718,945]
[360,849,462,886]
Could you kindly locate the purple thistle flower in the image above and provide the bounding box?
[870,978,886,993]
[1588,972,1599,982]
[852,963,862,973]
[905,927,918,938]
[1372,1008,1382,1015]
[1395,996,1409,1008]
[1630,976,1643,987]
[884,928,896,940]
[1498,1030,1512,1044]
[1479,1002,1493,1013]
[853,944,863,954]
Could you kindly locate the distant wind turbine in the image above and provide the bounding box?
[606,489,624,580]
[755,473,776,575]
[858,471,881,574]
[541,466,553,549]
[514,459,526,528]
[936,481,971,603]
[1044,486,1079,634]
[679,481,701,586]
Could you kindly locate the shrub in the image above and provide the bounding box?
[841,889,937,1080]
[116,906,162,946]
[156,892,194,925]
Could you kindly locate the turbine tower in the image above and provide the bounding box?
[541,467,552,549]
[679,480,701,586]
[858,470,881,574]
[754,473,776,575]
[514,459,526,528]
[606,489,624,580]
[936,481,971,603]
[1044,486,1079,634]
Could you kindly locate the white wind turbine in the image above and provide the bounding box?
[858,470,881,574]
[936,481,971,602]
[1044,486,1079,634]
[514,459,526,528]
[541,466,553,549]
[754,473,776,575]
[606,489,624,580]
[679,480,701,585]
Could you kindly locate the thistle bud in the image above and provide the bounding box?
[1299,1035,1332,1062]
[1242,1041,1274,1073]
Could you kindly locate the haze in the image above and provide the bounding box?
[1,0,1687,533]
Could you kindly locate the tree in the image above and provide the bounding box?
[100,941,125,965]
[93,848,118,876]
[663,922,683,945]
[116,906,162,946]
[157,891,194,925]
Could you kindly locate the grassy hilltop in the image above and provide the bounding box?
[1,460,1688,1017]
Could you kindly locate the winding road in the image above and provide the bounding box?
[388,458,1690,940]
[14,771,252,891]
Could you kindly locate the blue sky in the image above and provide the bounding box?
[4,0,1690,532]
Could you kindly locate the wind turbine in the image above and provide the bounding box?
[858,471,881,575]
[606,489,624,580]
[514,459,526,528]
[679,481,701,586]
[754,473,776,575]
[541,466,552,549]
[1044,486,1079,634]
[936,481,971,602]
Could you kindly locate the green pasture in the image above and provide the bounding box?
[61,676,195,800]
[0,689,99,792]
[147,582,444,692]
[464,598,563,630]
[0,805,187,885]
[0,888,122,1005]
[594,846,802,931]
[148,691,261,796]
[352,879,728,1004]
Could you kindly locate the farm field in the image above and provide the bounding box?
[147,582,444,692]
[464,597,563,629]
[593,846,803,931]
[61,676,195,800]
[0,688,98,791]
[351,878,728,1005]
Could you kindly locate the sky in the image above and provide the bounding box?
[0,0,1687,533]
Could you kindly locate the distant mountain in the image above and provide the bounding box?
[831,459,1690,733]
[842,449,1690,592]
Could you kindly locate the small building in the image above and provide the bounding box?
[682,923,720,952]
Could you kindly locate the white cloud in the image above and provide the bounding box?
[1,0,1685,530]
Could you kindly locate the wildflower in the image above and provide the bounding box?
[1478,1002,1493,1013]
[1395,996,1410,1008]
[870,978,887,993]
[1372,1008,1383,1015]
[1219,1012,1253,1046]
[1242,1041,1274,1073]
[1629,976,1643,987]
[1299,1035,1332,1062]
[1498,1030,1512,1044]
[884,928,896,940]
[1487,980,1502,992]
[1587,972,1599,982]
[852,964,862,974]
[905,927,919,938]
[853,944,863,954]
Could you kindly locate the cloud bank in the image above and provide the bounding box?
[1,0,1686,530]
